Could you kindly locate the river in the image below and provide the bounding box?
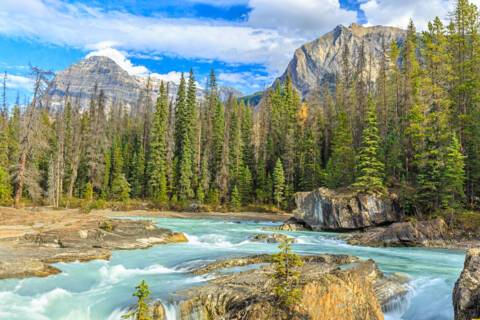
[0,217,465,320]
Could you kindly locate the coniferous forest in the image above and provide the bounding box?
[1,0,480,219]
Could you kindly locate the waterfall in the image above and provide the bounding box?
[313,193,324,225]
[163,302,179,320]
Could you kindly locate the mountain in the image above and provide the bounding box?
[45,56,243,109]
[278,23,406,98]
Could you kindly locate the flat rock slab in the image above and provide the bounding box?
[0,207,187,279]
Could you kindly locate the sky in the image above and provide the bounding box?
[0,0,473,103]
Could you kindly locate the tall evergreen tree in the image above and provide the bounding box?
[148,82,169,203]
[273,158,286,208]
[325,111,355,188]
[353,97,386,194]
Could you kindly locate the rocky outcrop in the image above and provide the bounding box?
[278,23,406,98]
[294,188,404,231]
[347,218,453,247]
[453,248,480,320]
[176,254,409,320]
[0,218,187,279]
[277,217,313,231]
[250,233,295,243]
[45,56,242,110]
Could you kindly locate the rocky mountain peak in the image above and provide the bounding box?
[45,56,243,110]
[278,23,407,98]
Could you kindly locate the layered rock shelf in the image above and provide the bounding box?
[0,208,187,279]
[154,254,410,320]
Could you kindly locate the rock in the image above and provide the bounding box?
[294,187,404,231]
[151,301,166,320]
[347,218,452,247]
[453,248,480,320]
[250,233,295,243]
[278,217,312,231]
[276,23,406,98]
[0,218,187,279]
[191,254,358,275]
[177,254,408,320]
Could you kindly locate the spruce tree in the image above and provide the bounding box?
[148,82,169,204]
[325,111,355,188]
[273,158,285,208]
[353,97,386,194]
[230,185,241,209]
[122,280,152,320]
[174,74,194,201]
[0,166,11,205]
[441,133,466,209]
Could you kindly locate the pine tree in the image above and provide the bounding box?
[84,182,93,201]
[148,82,169,204]
[230,185,241,209]
[271,238,304,314]
[353,97,386,194]
[122,280,152,320]
[273,158,285,208]
[325,111,355,188]
[111,174,130,202]
[441,133,466,209]
[238,165,253,205]
[0,165,12,205]
[173,74,194,201]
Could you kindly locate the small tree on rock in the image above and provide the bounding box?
[271,238,304,315]
[123,280,152,320]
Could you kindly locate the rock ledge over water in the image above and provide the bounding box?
[0,216,187,279]
[166,254,409,320]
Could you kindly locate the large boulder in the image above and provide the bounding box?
[453,248,480,320]
[294,188,404,231]
[347,218,452,247]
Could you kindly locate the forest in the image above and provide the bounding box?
[0,0,478,217]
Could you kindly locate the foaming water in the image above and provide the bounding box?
[0,217,465,319]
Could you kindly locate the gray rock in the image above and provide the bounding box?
[453,248,480,320]
[250,233,294,243]
[277,23,406,98]
[294,187,404,231]
[347,218,452,247]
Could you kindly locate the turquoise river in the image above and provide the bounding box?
[0,217,466,320]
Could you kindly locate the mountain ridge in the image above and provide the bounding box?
[46,56,243,109]
[278,23,407,97]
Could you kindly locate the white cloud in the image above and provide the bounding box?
[247,0,357,38]
[218,71,273,90]
[360,0,480,30]
[6,74,34,90]
[86,46,149,77]
[151,71,183,84]
[0,0,362,77]
[0,0,301,75]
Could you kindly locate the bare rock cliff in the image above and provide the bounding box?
[278,23,406,98]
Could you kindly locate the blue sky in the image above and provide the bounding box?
[0,0,466,103]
